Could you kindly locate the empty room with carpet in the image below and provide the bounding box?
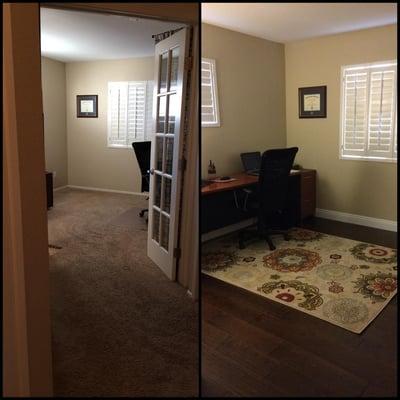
[4,3,199,397]
[40,6,198,397]
[201,3,397,397]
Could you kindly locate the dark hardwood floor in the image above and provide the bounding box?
[201,217,398,397]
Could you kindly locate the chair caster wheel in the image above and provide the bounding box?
[266,242,276,251]
[266,238,276,251]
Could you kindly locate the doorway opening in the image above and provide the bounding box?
[40,6,198,396]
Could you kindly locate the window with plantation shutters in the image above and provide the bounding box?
[340,61,397,162]
[201,58,220,127]
[107,81,154,148]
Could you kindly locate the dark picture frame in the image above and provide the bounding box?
[77,95,98,118]
[298,86,327,118]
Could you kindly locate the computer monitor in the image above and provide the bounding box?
[240,152,261,173]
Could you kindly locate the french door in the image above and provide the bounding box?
[147,28,190,280]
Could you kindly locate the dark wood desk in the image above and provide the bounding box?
[201,171,304,195]
[201,169,316,234]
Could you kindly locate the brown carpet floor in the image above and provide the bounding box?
[48,188,198,397]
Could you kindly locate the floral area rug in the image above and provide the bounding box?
[201,228,397,333]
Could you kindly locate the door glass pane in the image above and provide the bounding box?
[152,208,160,243]
[170,47,179,92]
[168,94,179,134]
[159,52,168,93]
[156,96,166,133]
[156,137,163,171]
[165,137,174,175]
[154,174,161,208]
[160,214,170,250]
[163,177,172,214]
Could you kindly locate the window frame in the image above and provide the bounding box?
[339,60,397,163]
[201,57,221,128]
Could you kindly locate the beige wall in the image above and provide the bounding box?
[66,57,154,192]
[41,57,68,188]
[285,24,397,221]
[201,23,286,177]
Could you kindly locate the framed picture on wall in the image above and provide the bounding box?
[77,95,98,118]
[298,86,327,118]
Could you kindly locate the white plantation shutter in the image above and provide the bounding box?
[145,81,154,140]
[341,61,397,161]
[367,67,396,157]
[108,81,154,147]
[201,58,220,127]
[108,83,127,146]
[342,70,368,156]
[127,82,146,143]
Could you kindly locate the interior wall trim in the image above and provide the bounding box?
[67,185,147,197]
[316,208,397,232]
[53,186,68,192]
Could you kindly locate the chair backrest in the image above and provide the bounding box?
[257,147,298,225]
[132,141,151,192]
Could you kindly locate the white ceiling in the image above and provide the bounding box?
[40,7,185,62]
[202,3,397,43]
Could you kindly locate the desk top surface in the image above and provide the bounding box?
[201,169,314,196]
[201,172,257,195]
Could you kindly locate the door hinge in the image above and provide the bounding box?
[178,157,187,171]
[184,56,192,71]
[173,247,181,259]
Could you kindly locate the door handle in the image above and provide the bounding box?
[149,168,155,175]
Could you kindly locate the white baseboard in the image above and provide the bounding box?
[201,218,257,242]
[67,185,146,197]
[53,185,68,192]
[316,208,397,232]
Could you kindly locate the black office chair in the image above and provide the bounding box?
[238,147,299,251]
[132,141,151,221]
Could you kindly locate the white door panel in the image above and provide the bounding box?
[147,28,189,280]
